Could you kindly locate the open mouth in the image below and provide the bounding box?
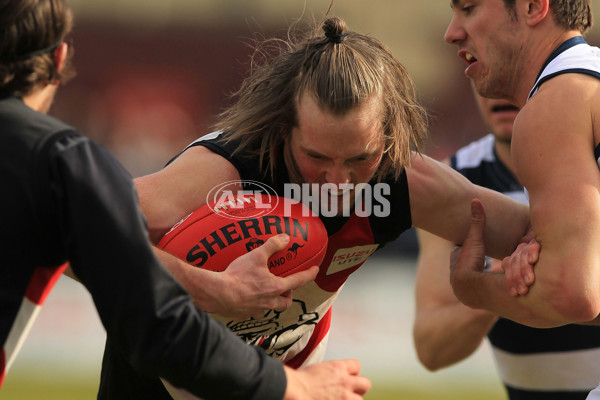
[465,52,478,64]
[491,104,520,113]
[328,189,350,199]
[325,185,353,199]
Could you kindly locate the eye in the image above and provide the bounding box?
[307,153,325,160]
[462,5,474,14]
[346,155,372,166]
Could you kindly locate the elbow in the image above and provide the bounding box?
[415,350,444,372]
[413,332,446,372]
[555,294,600,323]
[546,281,600,323]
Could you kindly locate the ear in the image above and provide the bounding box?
[524,0,550,27]
[51,42,68,82]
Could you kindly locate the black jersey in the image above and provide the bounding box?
[0,94,285,400]
[452,133,600,400]
[190,132,411,360]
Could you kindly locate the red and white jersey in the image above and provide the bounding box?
[0,265,66,387]
[187,133,412,367]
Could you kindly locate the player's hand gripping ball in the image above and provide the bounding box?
[157,194,328,276]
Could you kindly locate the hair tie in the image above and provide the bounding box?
[325,31,346,44]
[0,40,62,63]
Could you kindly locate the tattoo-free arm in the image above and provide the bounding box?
[407,154,530,259]
[413,228,497,370]
[451,75,600,326]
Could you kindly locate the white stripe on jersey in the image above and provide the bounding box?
[492,346,600,391]
[454,134,496,171]
[3,299,41,373]
[454,134,528,204]
[529,41,600,98]
[187,130,223,148]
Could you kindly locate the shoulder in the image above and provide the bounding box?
[135,135,244,240]
[513,74,597,191]
[520,73,597,137]
[170,131,261,179]
[0,96,71,129]
[0,96,77,151]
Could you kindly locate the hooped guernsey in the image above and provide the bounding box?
[527,36,600,400]
[452,133,600,400]
[0,94,286,400]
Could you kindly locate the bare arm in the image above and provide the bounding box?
[451,75,600,327]
[135,146,233,244]
[413,228,498,371]
[407,154,530,259]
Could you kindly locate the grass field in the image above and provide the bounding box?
[1,374,505,400]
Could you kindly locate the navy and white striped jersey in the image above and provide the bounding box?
[452,133,600,400]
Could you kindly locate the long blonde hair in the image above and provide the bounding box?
[214,16,427,182]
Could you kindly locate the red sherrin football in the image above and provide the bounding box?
[157,194,328,277]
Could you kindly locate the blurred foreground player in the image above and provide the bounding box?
[0,1,371,399]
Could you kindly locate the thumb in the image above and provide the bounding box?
[466,199,486,246]
[457,199,487,272]
[256,234,290,260]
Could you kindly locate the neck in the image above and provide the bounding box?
[22,83,57,114]
[512,30,582,107]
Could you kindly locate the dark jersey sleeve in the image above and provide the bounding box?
[184,134,267,182]
[37,132,286,400]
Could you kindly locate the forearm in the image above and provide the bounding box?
[407,156,530,258]
[154,246,225,313]
[414,303,497,370]
[474,186,530,259]
[451,268,593,328]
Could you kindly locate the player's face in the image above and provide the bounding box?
[445,0,525,101]
[287,92,385,213]
[473,89,519,143]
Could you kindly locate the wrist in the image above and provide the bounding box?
[451,269,481,309]
[282,366,303,400]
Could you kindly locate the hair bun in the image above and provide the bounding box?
[323,17,347,44]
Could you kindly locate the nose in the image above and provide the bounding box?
[444,14,465,45]
[324,166,351,187]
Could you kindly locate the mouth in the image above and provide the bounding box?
[458,50,478,77]
[491,104,520,113]
[459,50,478,65]
[324,185,353,199]
[328,190,350,199]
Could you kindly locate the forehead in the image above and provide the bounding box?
[293,92,384,154]
[295,91,382,128]
[451,0,504,9]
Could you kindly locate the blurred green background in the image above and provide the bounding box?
[4,1,600,399]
